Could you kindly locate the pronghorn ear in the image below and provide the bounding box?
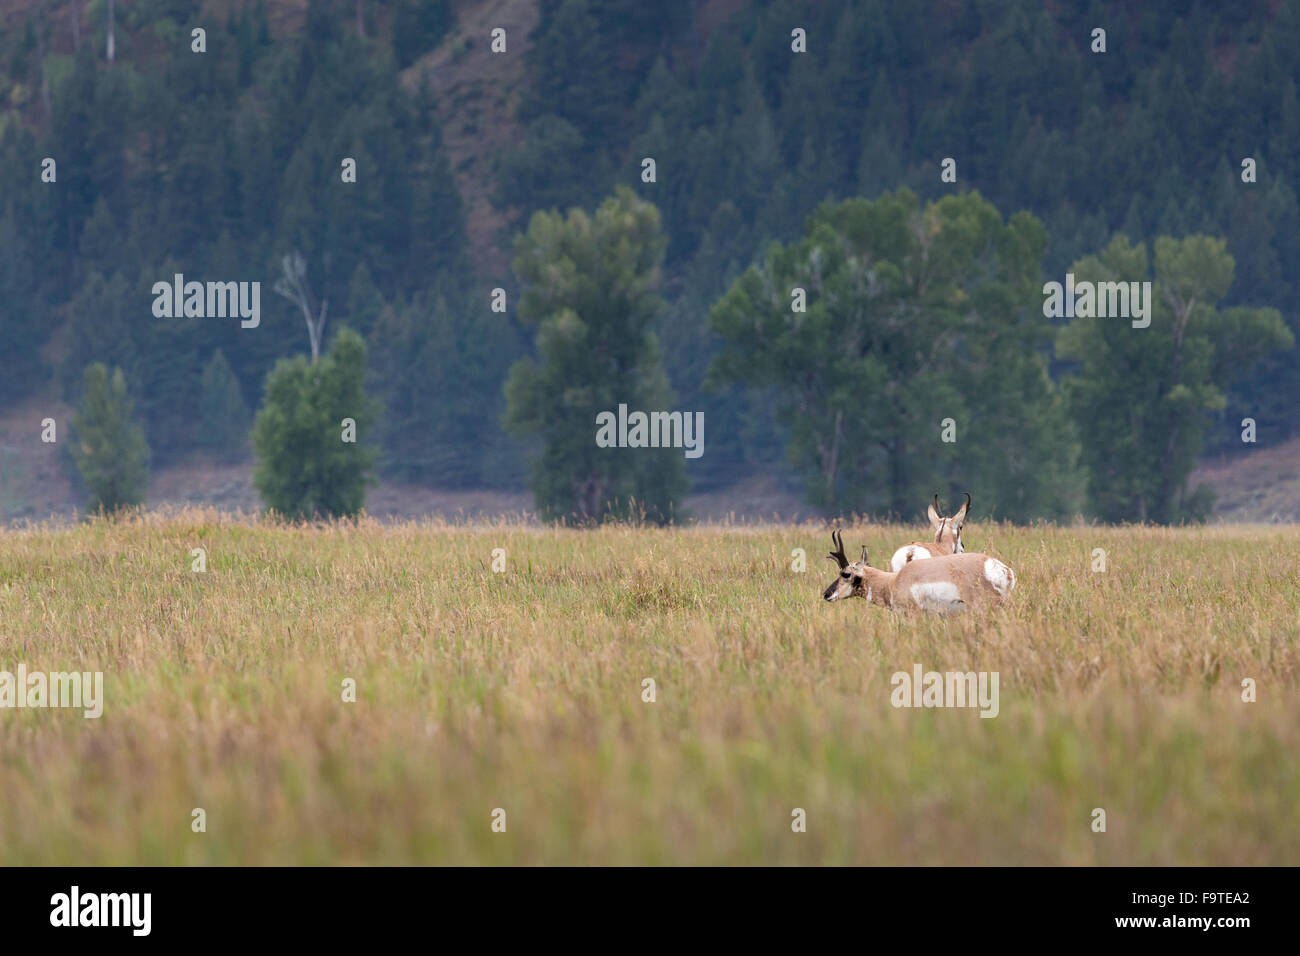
[927,494,943,527]
[952,492,971,527]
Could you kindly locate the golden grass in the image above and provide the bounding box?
[0,509,1297,864]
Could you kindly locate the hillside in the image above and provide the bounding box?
[1191,438,1300,524]
[1,0,1297,524]
[404,0,539,275]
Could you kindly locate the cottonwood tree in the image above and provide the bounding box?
[1057,235,1292,523]
[251,327,379,519]
[504,187,686,522]
[708,188,1080,521]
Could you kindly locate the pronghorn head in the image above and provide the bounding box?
[822,530,873,602]
[929,493,971,554]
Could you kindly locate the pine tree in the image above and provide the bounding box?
[70,364,151,514]
[391,0,453,69]
[199,350,251,462]
[368,293,521,487]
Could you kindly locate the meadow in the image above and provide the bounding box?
[0,509,1296,865]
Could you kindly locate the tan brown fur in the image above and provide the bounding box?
[889,494,970,572]
[824,531,1014,613]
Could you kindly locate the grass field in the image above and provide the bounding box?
[0,509,1297,865]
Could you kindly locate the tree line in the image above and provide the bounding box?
[73,186,1290,524]
[2,0,1296,522]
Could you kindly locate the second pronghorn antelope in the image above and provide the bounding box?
[824,530,1014,614]
[889,493,970,572]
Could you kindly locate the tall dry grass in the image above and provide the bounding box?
[0,508,1296,864]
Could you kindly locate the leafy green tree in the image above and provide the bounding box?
[1058,234,1293,522]
[251,327,380,518]
[708,188,1080,520]
[504,187,686,522]
[70,363,151,514]
[199,349,251,461]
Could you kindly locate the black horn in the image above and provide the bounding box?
[826,529,849,569]
[933,494,944,518]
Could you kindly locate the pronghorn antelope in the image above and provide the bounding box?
[889,493,970,573]
[824,529,1014,614]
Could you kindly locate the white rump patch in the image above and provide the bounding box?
[983,558,1014,597]
[909,580,964,614]
[890,545,932,573]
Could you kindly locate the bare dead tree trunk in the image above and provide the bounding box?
[107,0,115,62]
[274,252,329,363]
